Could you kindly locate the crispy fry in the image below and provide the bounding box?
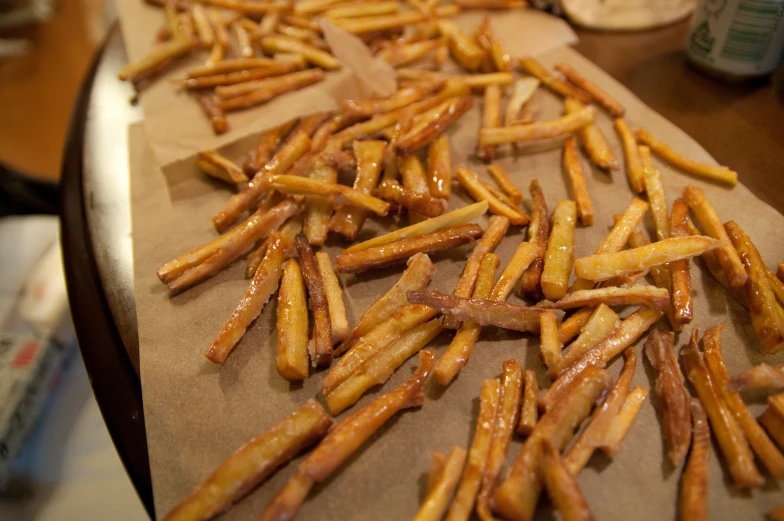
[504,78,539,127]
[518,56,591,103]
[336,224,482,274]
[563,98,618,171]
[562,136,594,225]
[760,406,784,451]
[161,399,331,521]
[245,240,268,279]
[198,149,247,184]
[551,304,619,378]
[272,174,390,216]
[378,39,441,67]
[427,133,452,199]
[188,58,278,79]
[555,63,624,117]
[670,199,694,324]
[276,23,319,42]
[196,159,236,185]
[600,386,648,456]
[768,268,784,307]
[428,451,448,493]
[494,367,611,521]
[397,96,473,155]
[407,290,555,333]
[206,232,294,364]
[490,241,540,303]
[272,52,307,68]
[685,218,747,305]
[315,252,348,345]
[243,119,297,175]
[575,236,724,282]
[415,446,467,521]
[557,307,595,346]
[726,220,784,354]
[636,128,738,186]
[401,155,435,223]
[338,253,434,354]
[614,118,644,193]
[294,0,341,15]
[681,328,764,488]
[217,69,325,111]
[377,179,445,218]
[480,105,595,147]
[476,360,523,521]
[455,167,529,225]
[517,370,538,436]
[185,62,300,90]
[205,42,223,67]
[540,440,596,521]
[260,351,435,521]
[203,0,292,14]
[276,259,309,380]
[196,95,229,135]
[519,179,549,299]
[538,311,562,369]
[344,83,440,117]
[639,145,670,240]
[253,12,279,39]
[301,158,337,246]
[541,200,577,301]
[644,329,692,466]
[478,84,502,162]
[328,140,386,241]
[295,235,332,367]
[680,399,709,521]
[483,182,522,216]
[702,324,784,477]
[435,253,499,385]
[117,37,197,82]
[231,21,253,57]
[437,20,485,71]
[475,16,511,72]
[345,201,488,254]
[729,364,784,392]
[539,286,670,311]
[192,5,215,46]
[487,164,522,205]
[454,0,526,7]
[333,11,427,34]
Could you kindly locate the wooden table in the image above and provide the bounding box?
[59,19,784,519]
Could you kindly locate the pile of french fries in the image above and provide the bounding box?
[138,3,784,521]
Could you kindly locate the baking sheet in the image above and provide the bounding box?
[130,17,784,521]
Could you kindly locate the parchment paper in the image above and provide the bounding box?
[130,13,784,521]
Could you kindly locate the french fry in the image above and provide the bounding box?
[345,201,488,254]
[475,16,512,72]
[427,134,452,199]
[636,128,738,186]
[539,311,562,369]
[203,0,292,15]
[541,200,577,301]
[435,253,499,385]
[454,0,526,7]
[333,11,427,34]
[283,14,321,32]
[574,236,724,282]
[564,98,618,171]
[729,364,784,392]
[428,451,448,494]
[760,406,784,451]
[494,367,611,521]
[683,185,748,288]
[489,241,540,303]
[196,159,236,185]
[483,182,522,216]
[197,95,229,135]
[487,164,522,204]
[538,286,670,311]
[315,252,348,345]
[614,118,644,194]
[726,220,784,354]
[670,199,694,324]
[680,399,709,521]
[504,78,539,127]
[243,119,298,175]
[550,304,619,378]
[437,20,485,71]
[253,12,279,39]
[768,268,784,307]
[644,329,692,466]
[298,157,336,247]
[480,105,596,147]
[555,63,625,117]
[117,37,197,83]
[518,56,591,103]
[197,149,247,185]
[520,179,550,299]
[276,23,319,42]
[407,290,555,333]
[328,140,386,241]
[455,167,529,225]
[176,11,195,41]
[294,235,332,368]
[337,253,434,354]
[415,446,467,521]
[476,360,523,521]
[188,58,279,79]
[540,439,596,521]
[562,136,594,225]
[325,318,443,414]
[401,155,436,223]
[271,174,390,216]
[377,180,446,220]
[161,399,332,521]
[779,263,784,282]
[702,324,784,477]
[185,61,300,89]
[192,5,215,46]
[446,379,500,521]
[217,69,326,111]
[232,21,254,57]
[557,307,594,346]
[260,351,435,521]
[447,72,514,90]
[686,218,747,306]
[478,84,502,162]
[640,145,670,240]
[517,370,539,436]
[397,96,473,155]
[344,83,440,117]
[276,259,310,380]
[600,386,648,456]
[680,328,764,488]
[378,39,441,67]
[294,0,341,15]
[206,232,294,364]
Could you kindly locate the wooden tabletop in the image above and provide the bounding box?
[60,18,784,519]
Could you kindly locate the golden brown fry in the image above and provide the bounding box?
[726,220,784,354]
[600,386,648,456]
[539,286,670,311]
[478,84,502,162]
[344,83,440,117]
[541,200,577,301]
[483,182,521,215]
[324,0,399,19]
[333,10,426,34]
[377,180,445,218]
[494,367,611,521]
[161,399,331,521]
[480,105,595,147]
[260,351,435,521]
[338,253,434,354]
[397,96,473,155]
[562,136,594,225]
[117,37,197,82]
[551,304,619,378]
[437,19,485,71]
[197,149,247,184]
[203,0,291,14]
[205,232,294,364]
[401,154,435,223]
[336,224,482,274]
[196,159,236,185]
[685,218,747,306]
[185,62,300,90]
[271,174,390,216]
[490,241,540,303]
[644,329,692,466]
[427,134,452,199]
[295,235,332,367]
[540,439,596,521]
[636,128,738,186]
[217,69,325,111]
[276,23,319,42]
[192,5,215,46]
[276,258,309,380]
[294,0,341,15]
[768,268,784,307]
[518,56,591,103]
[250,12,278,39]
[188,57,277,79]
[539,311,562,369]
[575,236,724,282]
[272,52,307,69]
[243,119,297,176]
[475,16,511,72]
[517,370,539,436]
[407,290,555,333]
[760,406,784,451]
[729,364,784,392]
[302,157,337,246]
[378,39,441,67]
[614,118,644,194]
[315,252,348,345]
[555,63,624,117]
[504,78,539,127]
[565,99,618,172]
[639,145,670,240]
[446,378,500,521]
[680,398,709,521]
[415,446,467,521]
[428,451,448,493]
[519,179,549,299]
[487,164,522,204]
[455,167,529,225]
[454,0,526,7]
[345,201,488,254]
[670,199,694,324]
[702,325,784,477]
[681,328,764,488]
[557,307,594,346]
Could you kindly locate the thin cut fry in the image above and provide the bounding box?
[555,63,625,117]
[232,21,254,57]
[454,0,526,7]
[117,37,197,82]
[378,39,441,67]
[197,95,229,135]
[760,406,784,451]
[539,311,562,369]
[557,307,594,346]
[415,446,467,521]
[541,200,577,301]
[333,11,426,34]
[206,232,294,364]
[518,56,591,103]
[427,134,452,199]
[540,439,596,521]
[726,220,784,354]
[640,145,670,240]
[259,351,435,521]
[455,167,529,225]
[192,5,215,46]
[276,259,309,380]
[551,304,619,378]
[564,98,618,171]
[184,62,300,89]
[198,149,247,184]
[188,58,278,79]
[517,370,539,436]
[294,0,341,15]
[438,20,485,71]
[243,119,297,175]
[397,95,473,155]
[478,84,502,162]
[291,239,330,370]
[600,386,648,456]
[504,78,539,126]
[428,452,448,494]
[562,136,594,225]
[636,128,738,186]
[315,252,348,345]
[217,69,326,111]
[161,399,332,521]
[261,35,341,69]
[520,179,549,299]
[729,364,784,392]
[202,0,292,14]
[302,156,337,246]
[401,155,436,223]
[272,174,390,216]
[480,106,596,147]
[681,328,764,488]
[487,164,522,204]
[681,399,710,521]
[490,241,541,302]
[475,16,511,72]
[446,379,500,521]
[377,180,445,218]
[614,118,644,193]
[344,83,440,117]
[539,286,670,311]
[670,199,694,324]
